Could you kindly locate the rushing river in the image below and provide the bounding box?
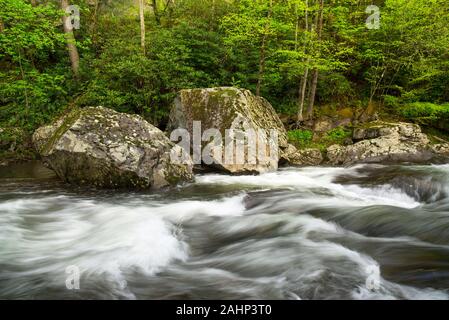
[0,162,449,300]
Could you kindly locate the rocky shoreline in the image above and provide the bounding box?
[3,87,449,188]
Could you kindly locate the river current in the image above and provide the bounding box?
[0,162,448,299]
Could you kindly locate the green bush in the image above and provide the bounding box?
[287,129,313,148]
[400,102,449,119]
[383,95,401,109]
[322,127,352,145]
[0,127,35,160]
[0,0,69,131]
[288,127,352,151]
[399,102,449,131]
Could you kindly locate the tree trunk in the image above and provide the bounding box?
[164,0,174,26]
[297,66,309,122]
[294,3,299,52]
[306,0,324,120]
[139,0,146,55]
[17,47,30,118]
[306,69,319,119]
[152,0,160,24]
[256,0,273,97]
[30,0,37,6]
[297,0,309,123]
[90,0,100,46]
[61,0,80,78]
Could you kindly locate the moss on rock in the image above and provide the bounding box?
[32,106,194,189]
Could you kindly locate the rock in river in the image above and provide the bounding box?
[33,106,194,189]
[167,87,289,174]
[326,122,444,165]
[281,144,324,166]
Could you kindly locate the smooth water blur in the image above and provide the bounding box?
[0,162,448,300]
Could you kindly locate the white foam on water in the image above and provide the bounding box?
[0,198,189,293]
[196,166,360,188]
[1,163,448,299]
[153,194,247,222]
[197,166,420,209]
[0,193,249,296]
[352,283,449,300]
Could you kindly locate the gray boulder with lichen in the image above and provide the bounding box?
[33,106,194,189]
[167,87,289,174]
[326,122,448,165]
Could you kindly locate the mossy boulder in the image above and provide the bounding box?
[32,106,194,189]
[167,87,288,174]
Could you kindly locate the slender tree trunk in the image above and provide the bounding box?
[256,0,273,97]
[17,47,30,119]
[297,0,309,123]
[61,0,80,78]
[30,0,37,6]
[90,0,100,46]
[306,70,318,119]
[151,0,160,24]
[164,0,174,26]
[298,67,309,122]
[369,67,386,105]
[306,0,324,120]
[211,0,217,30]
[360,66,386,121]
[139,0,146,55]
[294,3,299,52]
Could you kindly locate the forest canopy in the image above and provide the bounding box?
[0,0,448,139]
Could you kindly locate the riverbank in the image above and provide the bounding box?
[2,95,448,173]
[2,119,448,173]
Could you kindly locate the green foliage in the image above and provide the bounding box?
[361,0,449,104]
[0,0,69,131]
[0,127,35,161]
[399,102,449,131]
[288,129,313,148]
[322,126,352,145]
[1,0,449,161]
[383,95,401,109]
[288,126,352,150]
[400,103,449,119]
[317,73,355,105]
[78,15,229,125]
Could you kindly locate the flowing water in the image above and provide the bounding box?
[1,161,449,300]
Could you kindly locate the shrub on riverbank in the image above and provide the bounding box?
[0,128,36,164]
[399,102,449,132]
[288,126,352,151]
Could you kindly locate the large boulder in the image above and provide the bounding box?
[167,87,288,174]
[326,122,438,165]
[33,107,194,189]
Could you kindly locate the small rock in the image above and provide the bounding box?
[313,118,333,132]
[282,144,323,166]
[431,143,449,156]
